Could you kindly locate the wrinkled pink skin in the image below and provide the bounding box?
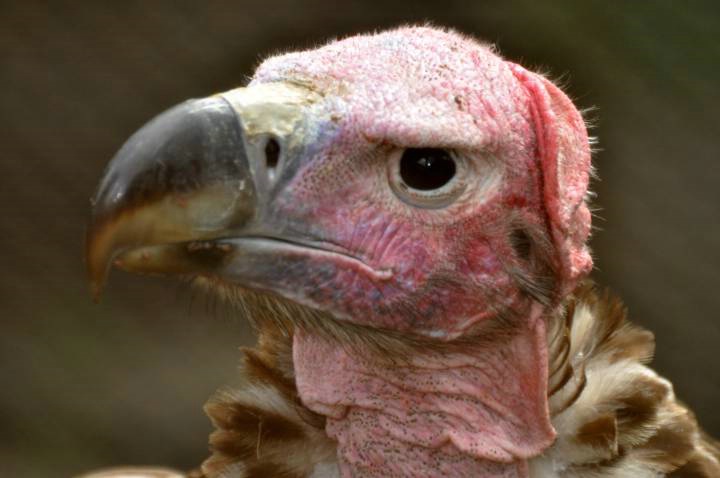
[242,27,592,476]
[252,29,544,337]
[295,304,551,477]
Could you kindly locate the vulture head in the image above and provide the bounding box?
[87,27,594,475]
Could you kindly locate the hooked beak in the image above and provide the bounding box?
[86,83,317,299]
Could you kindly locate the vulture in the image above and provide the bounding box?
[84,27,719,478]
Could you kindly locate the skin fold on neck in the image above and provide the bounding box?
[293,302,556,478]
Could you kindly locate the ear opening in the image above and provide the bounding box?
[509,63,593,294]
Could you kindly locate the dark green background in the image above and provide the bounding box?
[1,1,718,476]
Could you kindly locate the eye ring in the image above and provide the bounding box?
[388,148,467,209]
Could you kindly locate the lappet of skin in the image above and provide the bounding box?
[85,27,720,478]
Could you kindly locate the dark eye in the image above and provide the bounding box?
[399,148,456,190]
[388,147,468,209]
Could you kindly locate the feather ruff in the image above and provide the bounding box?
[193,283,719,477]
[82,284,719,477]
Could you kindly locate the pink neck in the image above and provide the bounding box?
[293,304,556,477]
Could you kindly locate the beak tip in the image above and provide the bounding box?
[85,94,256,299]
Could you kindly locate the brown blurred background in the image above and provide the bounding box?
[1,1,719,476]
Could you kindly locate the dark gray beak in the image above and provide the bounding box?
[86,96,256,298]
[86,82,320,299]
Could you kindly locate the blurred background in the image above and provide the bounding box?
[1,1,719,476]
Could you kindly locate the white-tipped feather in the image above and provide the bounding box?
[82,285,719,478]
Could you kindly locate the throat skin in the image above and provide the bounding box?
[293,303,556,477]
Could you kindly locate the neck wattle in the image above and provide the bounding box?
[293,304,556,477]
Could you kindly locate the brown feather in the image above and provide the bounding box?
[532,283,720,477]
[111,282,718,477]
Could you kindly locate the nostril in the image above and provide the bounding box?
[264,138,280,171]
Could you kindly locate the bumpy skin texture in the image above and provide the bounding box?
[294,315,551,477]
[84,26,720,478]
[240,27,593,476]
[88,28,720,478]
[249,27,591,337]
[192,285,720,478]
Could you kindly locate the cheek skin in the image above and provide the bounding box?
[270,120,540,336]
[275,176,528,336]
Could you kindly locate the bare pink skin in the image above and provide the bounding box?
[295,303,552,477]
[247,27,592,476]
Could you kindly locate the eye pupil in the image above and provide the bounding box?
[399,148,456,190]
